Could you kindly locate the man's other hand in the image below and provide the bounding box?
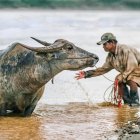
[115,74,126,83]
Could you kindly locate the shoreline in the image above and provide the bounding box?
[116,118,140,140]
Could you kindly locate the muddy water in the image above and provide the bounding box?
[0,103,140,140]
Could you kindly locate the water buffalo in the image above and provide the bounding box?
[0,38,99,116]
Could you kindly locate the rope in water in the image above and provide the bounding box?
[94,66,123,107]
[103,79,123,107]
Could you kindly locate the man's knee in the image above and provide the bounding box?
[127,80,138,92]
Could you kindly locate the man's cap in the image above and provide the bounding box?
[97,33,116,45]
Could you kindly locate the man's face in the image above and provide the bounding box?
[103,42,113,52]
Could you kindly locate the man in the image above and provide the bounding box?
[75,32,140,106]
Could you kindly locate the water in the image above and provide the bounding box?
[0,103,140,140]
[0,10,140,140]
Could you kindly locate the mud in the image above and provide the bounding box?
[116,117,140,140]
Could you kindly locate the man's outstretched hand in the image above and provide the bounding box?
[75,71,85,80]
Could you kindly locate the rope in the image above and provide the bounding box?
[77,81,93,105]
[46,58,54,84]
[94,65,123,107]
[94,65,114,82]
[103,79,123,107]
[103,83,114,102]
[114,79,122,107]
[47,60,122,107]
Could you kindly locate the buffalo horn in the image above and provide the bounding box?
[31,37,51,46]
[19,43,63,53]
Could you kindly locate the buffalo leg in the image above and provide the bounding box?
[22,104,37,117]
[22,86,45,117]
[13,106,22,113]
[0,103,7,116]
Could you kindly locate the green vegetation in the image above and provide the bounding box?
[0,0,140,10]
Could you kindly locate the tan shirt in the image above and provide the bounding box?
[87,44,140,85]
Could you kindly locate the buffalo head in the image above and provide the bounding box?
[21,37,99,70]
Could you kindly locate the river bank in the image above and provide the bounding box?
[116,117,140,140]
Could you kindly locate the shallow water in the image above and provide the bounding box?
[0,103,140,140]
[1,10,140,140]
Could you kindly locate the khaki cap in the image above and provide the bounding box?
[97,33,116,45]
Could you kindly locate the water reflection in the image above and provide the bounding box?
[116,105,140,127]
[37,103,140,140]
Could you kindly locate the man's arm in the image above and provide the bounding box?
[84,66,112,78]
[75,55,113,79]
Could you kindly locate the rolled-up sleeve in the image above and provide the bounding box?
[85,55,113,77]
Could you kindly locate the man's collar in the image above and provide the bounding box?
[115,43,119,56]
[109,43,118,57]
